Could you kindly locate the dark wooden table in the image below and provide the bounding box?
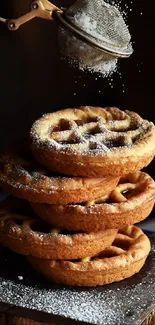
[0,303,85,324]
[0,302,155,324]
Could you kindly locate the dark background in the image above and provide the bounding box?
[0,0,154,178]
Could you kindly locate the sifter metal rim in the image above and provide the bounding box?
[53,10,133,58]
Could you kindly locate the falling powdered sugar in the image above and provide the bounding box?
[59,26,118,77]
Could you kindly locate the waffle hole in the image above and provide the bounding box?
[51,119,75,132]
[62,229,73,235]
[72,202,85,206]
[132,133,143,144]
[44,171,66,178]
[63,229,85,235]
[96,250,118,258]
[113,238,131,250]
[86,117,98,123]
[91,125,105,135]
[105,138,124,148]
[122,188,141,199]
[31,221,52,233]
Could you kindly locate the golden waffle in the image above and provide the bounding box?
[31,172,155,232]
[28,225,151,287]
[0,198,117,260]
[30,106,155,177]
[0,152,119,204]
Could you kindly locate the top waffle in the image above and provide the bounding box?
[30,106,155,177]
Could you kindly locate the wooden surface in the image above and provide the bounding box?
[0,303,85,324]
[0,303,155,325]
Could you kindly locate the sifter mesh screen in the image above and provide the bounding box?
[57,0,132,75]
[63,0,131,50]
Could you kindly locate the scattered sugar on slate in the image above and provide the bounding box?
[0,236,155,325]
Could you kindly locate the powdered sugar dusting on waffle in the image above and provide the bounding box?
[5,179,56,192]
[31,108,155,156]
[0,155,82,190]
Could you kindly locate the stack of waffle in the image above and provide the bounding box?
[0,106,155,287]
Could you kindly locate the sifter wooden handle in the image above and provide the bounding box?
[0,0,62,31]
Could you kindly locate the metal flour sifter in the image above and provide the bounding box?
[0,0,133,67]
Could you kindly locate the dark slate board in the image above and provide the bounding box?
[0,234,155,325]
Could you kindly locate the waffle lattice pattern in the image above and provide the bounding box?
[85,226,141,261]
[49,111,151,152]
[99,232,134,258]
[86,172,144,206]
